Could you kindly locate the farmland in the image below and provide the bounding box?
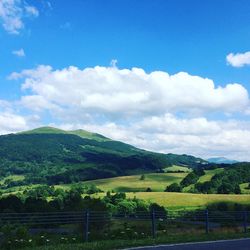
[1,167,250,210]
[82,172,188,192]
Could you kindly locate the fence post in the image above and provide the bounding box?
[243,211,248,234]
[151,208,156,238]
[84,210,90,242]
[205,209,209,234]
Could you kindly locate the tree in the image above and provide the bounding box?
[146,187,152,192]
[140,174,145,180]
[180,171,199,187]
[165,183,182,192]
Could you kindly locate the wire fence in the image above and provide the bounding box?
[0,209,249,242]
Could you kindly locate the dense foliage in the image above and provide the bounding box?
[195,163,250,194]
[0,186,163,215]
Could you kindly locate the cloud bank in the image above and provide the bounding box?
[4,65,250,161]
[10,65,249,118]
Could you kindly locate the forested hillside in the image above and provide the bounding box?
[0,127,207,186]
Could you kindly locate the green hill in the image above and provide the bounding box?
[0,127,207,186]
[21,126,110,141]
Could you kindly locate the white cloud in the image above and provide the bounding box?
[55,115,250,161]
[226,51,250,67]
[0,0,39,34]
[0,112,27,134]
[0,98,40,134]
[5,64,250,161]
[10,65,249,119]
[25,5,39,17]
[12,48,25,57]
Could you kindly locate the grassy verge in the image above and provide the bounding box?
[22,232,250,250]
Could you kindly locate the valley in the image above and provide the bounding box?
[0,127,250,211]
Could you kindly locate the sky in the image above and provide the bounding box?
[1,0,250,161]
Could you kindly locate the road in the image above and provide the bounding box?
[125,238,250,250]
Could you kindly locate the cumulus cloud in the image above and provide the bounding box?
[12,48,25,57]
[0,112,28,134]
[55,115,250,161]
[10,65,249,119]
[226,51,250,67]
[0,0,39,34]
[5,64,250,161]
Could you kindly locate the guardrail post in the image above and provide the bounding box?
[151,208,156,238]
[243,211,248,234]
[205,209,209,234]
[84,210,90,242]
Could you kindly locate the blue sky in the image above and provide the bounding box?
[1,0,250,160]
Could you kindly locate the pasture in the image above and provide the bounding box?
[82,172,188,192]
[125,192,250,209]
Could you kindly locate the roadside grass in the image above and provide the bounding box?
[21,232,250,250]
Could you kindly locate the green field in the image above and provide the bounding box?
[125,192,250,208]
[1,169,250,210]
[164,165,191,172]
[82,172,188,192]
[89,191,250,209]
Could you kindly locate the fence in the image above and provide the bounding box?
[0,209,249,242]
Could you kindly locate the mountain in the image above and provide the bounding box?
[0,127,207,185]
[207,157,238,164]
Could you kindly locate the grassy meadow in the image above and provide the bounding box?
[126,192,250,209]
[163,165,191,172]
[1,166,250,210]
[83,172,188,192]
[87,191,250,209]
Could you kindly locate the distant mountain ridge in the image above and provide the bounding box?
[0,127,207,185]
[207,157,238,164]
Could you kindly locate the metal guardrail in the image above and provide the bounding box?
[0,210,249,241]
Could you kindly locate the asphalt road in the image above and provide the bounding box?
[125,238,250,250]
